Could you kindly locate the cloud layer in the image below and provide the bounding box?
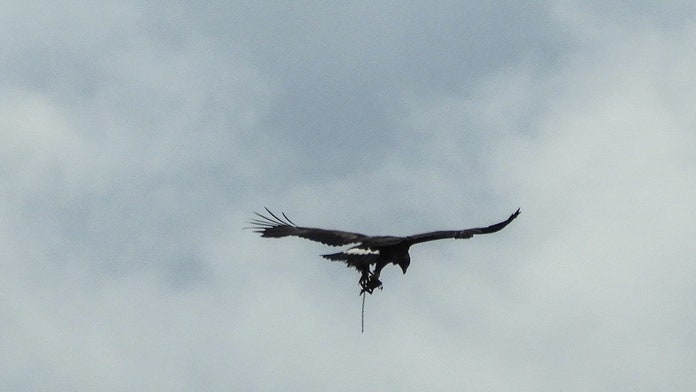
[2,1,695,390]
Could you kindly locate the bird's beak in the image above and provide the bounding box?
[400,265,408,274]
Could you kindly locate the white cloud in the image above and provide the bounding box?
[483,15,696,390]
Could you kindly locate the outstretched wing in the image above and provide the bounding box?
[406,208,521,245]
[247,208,370,247]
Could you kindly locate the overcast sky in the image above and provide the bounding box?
[2,1,696,391]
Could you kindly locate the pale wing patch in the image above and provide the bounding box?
[322,247,380,269]
[345,247,380,255]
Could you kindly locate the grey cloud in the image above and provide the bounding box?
[2,1,696,391]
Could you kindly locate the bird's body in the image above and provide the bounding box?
[248,208,520,294]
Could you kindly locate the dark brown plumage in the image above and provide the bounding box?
[248,208,520,294]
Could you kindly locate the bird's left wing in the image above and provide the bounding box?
[406,208,521,245]
[247,208,370,247]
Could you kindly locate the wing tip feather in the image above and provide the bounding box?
[245,208,298,236]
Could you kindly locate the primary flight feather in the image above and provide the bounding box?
[248,207,520,294]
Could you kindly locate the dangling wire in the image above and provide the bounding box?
[361,291,366,333]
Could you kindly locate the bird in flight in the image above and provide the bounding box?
[248,208,520,295]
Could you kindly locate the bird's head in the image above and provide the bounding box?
[398,254,410,274]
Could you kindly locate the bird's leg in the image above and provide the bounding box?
[359,269,373,294]
[368,263,385,291]
[359,269,371,285]
[361,267,382,294]
[359,270,383,295]
[365,274,382,292]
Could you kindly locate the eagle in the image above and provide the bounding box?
[248,208,520,294]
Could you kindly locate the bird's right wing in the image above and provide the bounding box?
[247,208,370,247]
